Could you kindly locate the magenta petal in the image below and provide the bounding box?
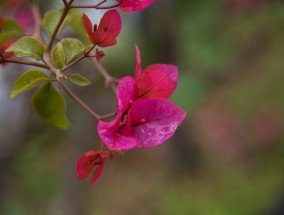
[117,0,156,12]
[137,64,178,99]
[98,117,138,150]
[98,9,122,38]
[117,76,138,114]
[135,45,142,78]
[128,99,186,148]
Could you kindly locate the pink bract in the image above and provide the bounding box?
[135,46,178,99]
[137,64,178,99]
[98,97,186,150]
[98,46,186,150]
[82,9,122,47]
[117,0,156,12]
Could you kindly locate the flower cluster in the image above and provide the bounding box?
[98,46,186,150]
[76,0,186,185]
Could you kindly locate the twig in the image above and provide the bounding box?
[0,57,50,69]
[60,82,117,120]
[90,57,118,92]
[62,44,96,72]
[47,0,75,51]
[70,0,121,9]
[31,3,45,46]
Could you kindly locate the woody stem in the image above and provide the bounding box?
[61,44,96,72]
[60,82,116,120]
[90,57,118,93]
[0,56,50,69]
[60,82,101,119]
[70,0,121,9]
[47,0,75,51]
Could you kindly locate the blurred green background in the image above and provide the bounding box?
[1,0,284,214]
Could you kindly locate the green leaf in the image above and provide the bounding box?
[0,18,24,46]
[61,38,85,63]
[32,83,69,129]
[6,36,44,60]
[52,42,65,69]
[42,10,62,36]
[69,74,91,86]
[42,9,90,45]
[10,70,50,99]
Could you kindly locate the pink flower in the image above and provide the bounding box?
[82,9,122,48]
[117,0,156,12]
[76,150,113,185]
[98,46,186,150]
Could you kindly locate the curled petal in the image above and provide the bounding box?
[137,64,178,99]
[129,99,186,148]
[117,0,156,12]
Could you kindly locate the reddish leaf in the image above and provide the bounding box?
[90,163,105,185]
[76,151,97,180]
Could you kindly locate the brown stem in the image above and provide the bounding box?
[100,112,116,120]
[31,3,45,46]
[62,44,96,72]
[47,0,75,51]
[70,0,121,9]
[60,82,111,120]
[1,58,50,69]
[90,57,118,92]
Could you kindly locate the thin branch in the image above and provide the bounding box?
[90,57,118,92]
[62,0,68,6]
[60,82,101,120]
[62,44,96,72]
[31,3,45,46]
[70,0,121,9]
[1,58,50,69]
[100,112,116,120]
[47,0,75,51]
